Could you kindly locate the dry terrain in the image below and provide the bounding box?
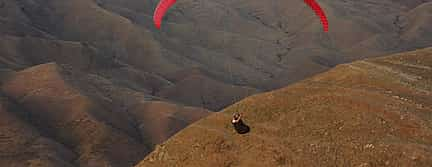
[0,0,432,166]
[138,47,432,167]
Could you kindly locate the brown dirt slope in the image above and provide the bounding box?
[0,95,76,167]
[137,47,432,167]
[0,35,94,70]
[158,71,260,111]
[67,69,211,148]
[0,62,209,167]
[1,63,147,167]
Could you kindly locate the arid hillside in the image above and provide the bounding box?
[0,63,209,167]
[137,47,432,167]
[0,0,432,166]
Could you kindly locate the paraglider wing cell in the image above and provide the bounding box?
[153,0,177,29]
[303,0,329,32]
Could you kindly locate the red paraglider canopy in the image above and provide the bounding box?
[303,0,328,32]
[153,0,329,32]
[153,0,177,29]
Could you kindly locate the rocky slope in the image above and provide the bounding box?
[137,47,432,167]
